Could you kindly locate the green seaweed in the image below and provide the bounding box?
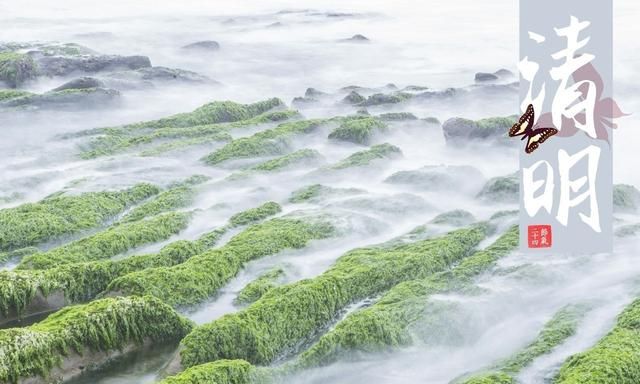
[329,143,402,170]
[176,224,490,368]
[0,202,280,319]
[327,117,387,145]
[360,92,413,106]
[476,173,519,203]
[235,268,285,305]
[0,183,160,252]
[0,89,33,101]
[288,184,365,203]
[118,98,284,131]
[106,215,334,307]
[120,176,209,222]
[0,239,203,319]
[228,202,282,227]
[554,298,640,384]
[0,52,37,88]
[80,109,297,159]
[0,296,192,383]
[161,359,271,384]
[249,149,323,172]
[295,226,517,369]
[202,119,328,165]
[17,212,191,269]
[456,304,588,384]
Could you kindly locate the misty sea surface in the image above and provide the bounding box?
[1,0,639,383]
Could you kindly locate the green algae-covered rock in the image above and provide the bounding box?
[0,183,160,252]
[0,296,192,383]
[328,116,388,145]
[0,52,37,87]
[476,173,519,203]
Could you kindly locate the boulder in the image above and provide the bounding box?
[442,116,516,146]
[340,34,370,43]
[52,76,105,91]
[181,40,220,51]
[341,90,365,105]
[0,52,38,87]
[385,165,485,193]
[476,173,519,203]
[35,54,151,77]
[1,87,120,109]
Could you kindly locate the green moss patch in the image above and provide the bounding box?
[295,226,516,369]
[0,296,192,383]
[250,149,323,172]
[0,52,38,88]
[228,202,282,227]
[328,143,402,170]
[177,224,489,368]
[122,98,284,131]
[476,173,519,203]
[0,89,33,102]
[554,298,640,384]
[120,175,209,222]
[161,359,270,384]
[106,214,334,307]
[360,92,413,106]
[79,107,296,159]
[18,211,191,269]
[235,268,285,305]
[202,119,328,165]
[328,117,388,145]
[0,239,205,319]
[288,184,366,204]
[0,183,159,252]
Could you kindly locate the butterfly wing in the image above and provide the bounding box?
[525,127,558,154]
[510,104,534,137]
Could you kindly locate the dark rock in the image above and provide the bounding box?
[378,112,418,121]
[340,34,370,43]
[291,96,318,106]
[181,40,220,52]
[35,55,151,77]
[304,88,328,98]
[52,77,105,92]
[475,68,515,83]
[402,85,430,92]
[415,87,461,100]
[103,66,214,87]
[475,72,499,82]
[1,87,120,109]
[342,91,366,105]
[614,184,640,212]
[494,68,515,78]
[340,85,366,92]
[422,117,441,125]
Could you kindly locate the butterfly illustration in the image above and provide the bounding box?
[509,104,558,154]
